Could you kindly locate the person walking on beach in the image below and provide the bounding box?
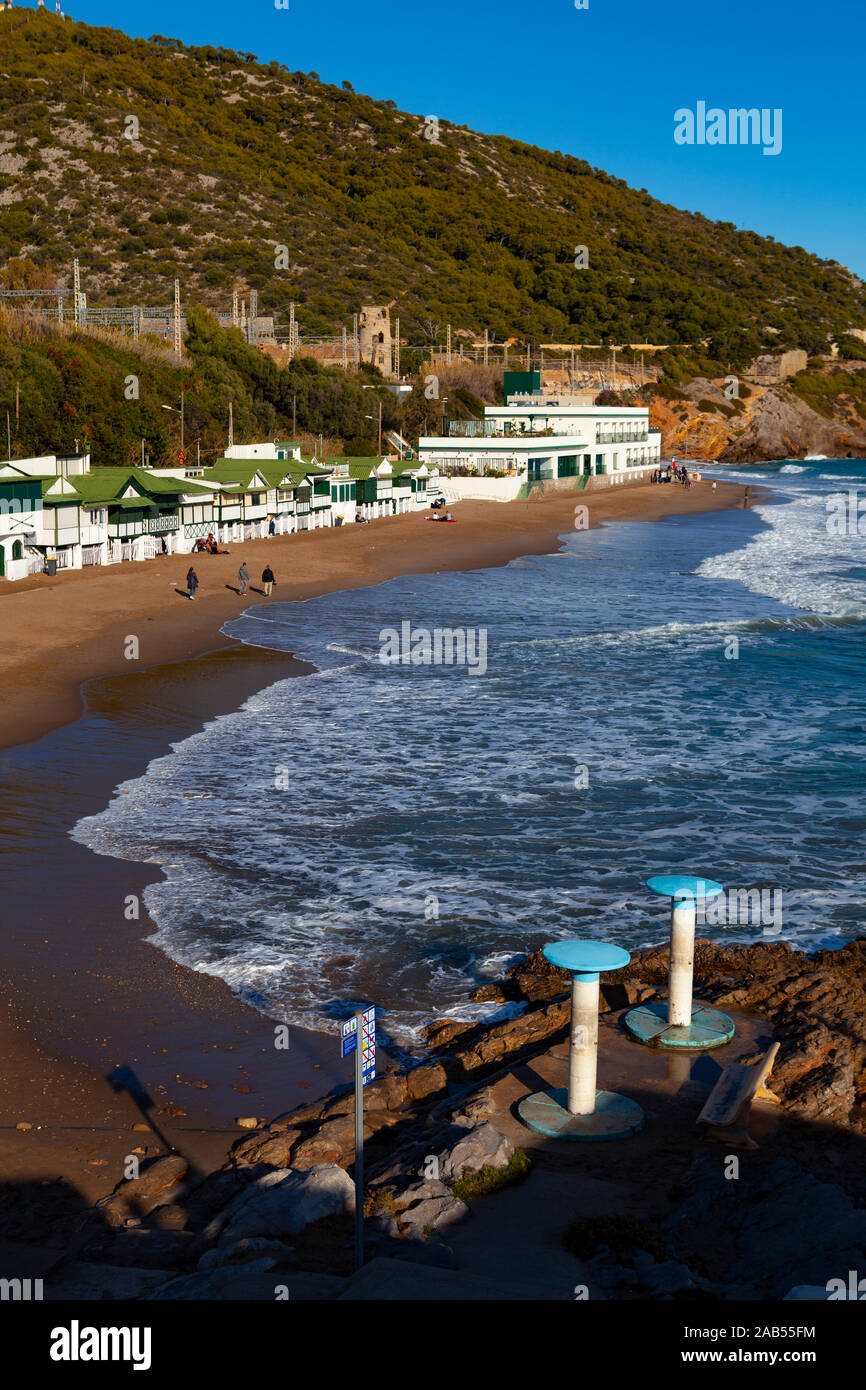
[186,566,199,601]
[268,516,276,538]
[238,561,249,596]
[261,564,276,597]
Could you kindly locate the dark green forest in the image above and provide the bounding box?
[0,305,403,465]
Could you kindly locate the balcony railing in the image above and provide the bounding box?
[447,419,573,440]
[596,432,649,444]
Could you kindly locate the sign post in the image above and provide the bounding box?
[342,1007,376,1271]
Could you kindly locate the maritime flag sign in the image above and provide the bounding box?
[361,1005,376,1086]
[343,1004,377,1272]
[341,1016,358,1059]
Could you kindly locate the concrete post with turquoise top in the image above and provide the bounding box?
[518,939,643,1141]
[625,876,736,1050]
[669,892,697,1027]
[570,972,598,1115]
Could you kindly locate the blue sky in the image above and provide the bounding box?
[70,0,866,277]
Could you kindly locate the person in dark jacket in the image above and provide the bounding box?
[261,565,276,597]
[187,567,199,600]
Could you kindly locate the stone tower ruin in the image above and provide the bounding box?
[359,302,396,378]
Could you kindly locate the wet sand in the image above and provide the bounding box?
[0,481,746,1210]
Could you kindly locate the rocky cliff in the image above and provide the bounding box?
[649,364,866,463]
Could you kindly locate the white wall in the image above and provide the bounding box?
[225,443,280,460]
[438,476,524,503]
[330,497,357,524]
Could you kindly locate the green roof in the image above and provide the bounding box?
[332,457,420,481]
[204,465,264,489]
[136,470,213,496]
[204,460,323,489]
[59,468,132,504]
[117,496,155,510]
[47,468,214,506]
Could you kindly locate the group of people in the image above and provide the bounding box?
[652,464,692,488]
[237,562,276,596]
[185,561,277,601]
[193,533,229,555]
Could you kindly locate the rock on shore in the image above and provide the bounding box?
[35,935,866,1299]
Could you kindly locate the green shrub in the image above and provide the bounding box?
[451,1149,533,1201]
[836,335,866,361]
[563,1215,670,1263]
[654,380,687,401]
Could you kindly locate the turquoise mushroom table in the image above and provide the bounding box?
[624,876,735,1050]
[517,940,644,1141]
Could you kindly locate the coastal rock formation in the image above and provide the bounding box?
[391,1180,470,1236]
[648,369,866,463]
[436,1122,514,1181]
[231,1061,452,1174]
[506,937,866,1130]
[39,935,866,1299]
[667,1152,866,1298]
[94,1154,190,1229]
[205,1164,356,1247]
[718,387,866,463]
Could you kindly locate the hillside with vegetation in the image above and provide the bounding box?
[0,301,406,465]
[1,7,865,353]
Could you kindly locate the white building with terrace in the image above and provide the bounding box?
[418,402,661,488]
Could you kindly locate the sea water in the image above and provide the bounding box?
[73,461,866,1043]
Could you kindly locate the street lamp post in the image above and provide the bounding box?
[362,387,384,454]
[364,406,383,455]
[161,392,185,461]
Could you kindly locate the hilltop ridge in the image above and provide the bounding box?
[1,8,864,350]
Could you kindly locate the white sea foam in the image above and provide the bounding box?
[697,490,866,614]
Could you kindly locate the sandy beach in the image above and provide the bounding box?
[0,482,744,751]
[0,480,747,1219]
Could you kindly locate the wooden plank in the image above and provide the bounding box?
[698,1065,753,1127]
[697,1043,779,1127]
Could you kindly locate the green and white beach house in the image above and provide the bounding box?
[0,443,440,581]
